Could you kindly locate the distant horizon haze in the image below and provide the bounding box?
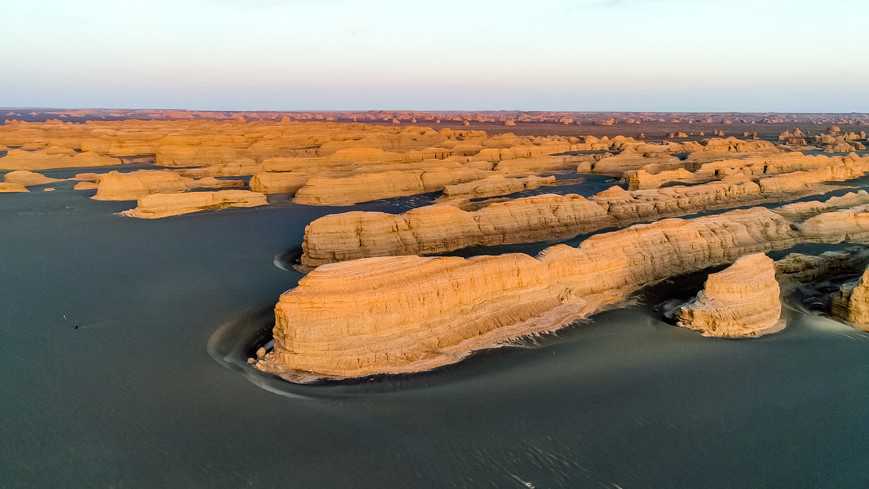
[3,0,868,112]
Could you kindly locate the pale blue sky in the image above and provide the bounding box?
[2,0,867,111]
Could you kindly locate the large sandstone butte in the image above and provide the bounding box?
[677,254,784,338]
[259,207,838,381]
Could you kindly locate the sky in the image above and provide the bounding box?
[2,0,868,112]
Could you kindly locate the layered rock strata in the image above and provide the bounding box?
[121,190,267,219]
[676,254,785,338]
[301,194,612,267]
[293,168,490,205]
[260,207,812,381]
[3,170,63,187]
[831,267,869,330]
[300,162,861,266]
[775,191,869,220]
[442,175,556,199]
[0,182,28,193]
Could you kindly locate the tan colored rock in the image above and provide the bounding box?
[0,182,28,193]
[299,170,841,267]
[591,152,680,175]
[301,194,612,267]
[189,177,245,190]
[677,254,784,338]
[92,170,191,201]
[261,208,803,381]
[591,177,763,222]
[73,181,99,191]
[0,149,121,170]
[121,190,267,219]
[776,248,869,284]
[73,172,102,182]
[758,155,869,194]
[442,175,556,199]
[798,205,869,243]
[625,168,698,190]
[495,155,585,174]
[293,168,489,206]
[3,170,62,186]
[175,163,263,178]
[250,172,310,195]
[831,267,869,330]
[775,191,869,220]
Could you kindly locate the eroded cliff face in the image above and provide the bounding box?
[121,190,268,219]
[260,207,808,381]
[93,170,192,201]
[299,154,869,267]
[300,194,613,267]
[3,170,63,187]
[677,254,784,338]
[832,268,869,331]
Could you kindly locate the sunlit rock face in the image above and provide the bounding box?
[0,182,28,193]
[832,268,869,331]
[92,170,192,201]
[677,254,784,338]
[121,190,267,219]
[261,207,803,381]
[300,194,613,267]
[3,170,63,187]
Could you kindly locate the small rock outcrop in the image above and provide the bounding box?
[677,254,785,338]
[831,267,869,331]
[3,170,63,187]
[0,182,28,193]
[442,175,555,199]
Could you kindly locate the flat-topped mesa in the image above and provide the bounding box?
[3,170,63,187]
[0,119,579,173]
[677,254,785,338]
[292,168,491,206]
[757,154,869,194]
[300,194,612,267]
[93,170,192,201]
[590,176,762,221]
[300,164,867,267]
[587,151,681,175]
[831,267,869,331]
[625,152,866,191]
[121,190,267,219]
[249,172,310,195]
[681,137,781,164]
[624,168,698,190]
[92,170,243,201]
[259,208,806,381]
[775,191,869,220]
[798,205,869,243]
[692,152,843,179]
[442,175,556,199]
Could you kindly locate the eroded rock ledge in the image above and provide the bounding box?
[121,190,267,219]
[832,268,869,330]
[677,254,784,338]
[255,205,869,382]
[300,153,869,267]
